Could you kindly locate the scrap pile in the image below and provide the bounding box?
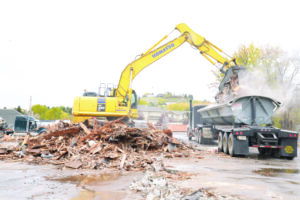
[0,119,193,171]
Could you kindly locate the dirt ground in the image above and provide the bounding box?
[0,132,299,200]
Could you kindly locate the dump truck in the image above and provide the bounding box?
[193,95,298,159]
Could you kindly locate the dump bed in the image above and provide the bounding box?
[198,96,281,126]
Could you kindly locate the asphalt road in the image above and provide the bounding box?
[169,132,300,200]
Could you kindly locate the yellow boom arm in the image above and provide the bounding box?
[116,23,236,98]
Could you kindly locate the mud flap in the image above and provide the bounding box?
[233,136,249,155]
[279,138,297,158]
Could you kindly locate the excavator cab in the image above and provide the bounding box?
[130,90,138,109]
[73,87,138,123]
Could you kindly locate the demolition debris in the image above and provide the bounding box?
[0,119,199,170]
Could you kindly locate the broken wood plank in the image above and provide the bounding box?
[119,154,127,169]
[43,127,80,140]
[80,122,91,135]
[65,160,82,169]
[21,134,30,146]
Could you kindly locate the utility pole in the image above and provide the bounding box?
[26,96,32,133]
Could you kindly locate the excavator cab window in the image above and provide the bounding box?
[131,90,137,109]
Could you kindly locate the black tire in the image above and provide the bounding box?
[285,157,294,160]
[198,129,203,144]
[195,129,199,143]
[258,148,272,156]
[228,133,235,157]
[271,149,281,158]
[187,128,192,141]
[218,133,223,152]
[223,133,229,154]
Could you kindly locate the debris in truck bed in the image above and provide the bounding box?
[0,119,200,170]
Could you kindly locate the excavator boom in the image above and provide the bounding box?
[73,23,239,122]
[116,23,236,99]
[116,34,187,98]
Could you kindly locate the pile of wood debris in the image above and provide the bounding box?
[0,119,196,171]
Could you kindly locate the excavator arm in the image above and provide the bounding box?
[116,33,187,98]
[116,23,236,98]
[72,23,240,123]
[175,23,236,71]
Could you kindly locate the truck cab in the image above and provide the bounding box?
[14,116,46,136]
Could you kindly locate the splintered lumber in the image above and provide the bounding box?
[43,127,80,140]
[0,119,195,171]
[21,134,30,146]
[79,122,91,135]
[120,154,127,169]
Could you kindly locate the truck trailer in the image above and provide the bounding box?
[190,95,298,159]
[186,101,217,144]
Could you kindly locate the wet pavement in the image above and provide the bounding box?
[168,132,300,200]
[0,132,299,200]
[0,161,142,200]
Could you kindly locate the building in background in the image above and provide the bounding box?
[137,105,188,131]
[0,109,23,129]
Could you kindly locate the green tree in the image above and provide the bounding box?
[138,98,148,105]
[164,92,173,98]
[234,44,300,129]
[15,106,25,114]
[234,43,261,68]
[157,98,166,106]
[32,104,71,120]
[32,104,49,120]
[59,106,72,115]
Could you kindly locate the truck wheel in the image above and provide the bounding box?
[218,133,223,152]
[258,148,272,156]
[198,129,203,144]
[223,133,229,154]
[194,129,198,143]
[228,133,235,157]
[187,128,192,141]
[285,157,294,160]
[271,149,280,158]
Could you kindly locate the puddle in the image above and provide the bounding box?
[71,188,126,200]
[287,180,299,185]
[47,173,137,200]
[253,168,299,177]
[47,173,120,186]
[165,168,179,174]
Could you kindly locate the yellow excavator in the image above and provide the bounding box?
[72,23,238,123]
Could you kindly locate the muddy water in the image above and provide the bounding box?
[171,132,300,200]
[0,161,142,200]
